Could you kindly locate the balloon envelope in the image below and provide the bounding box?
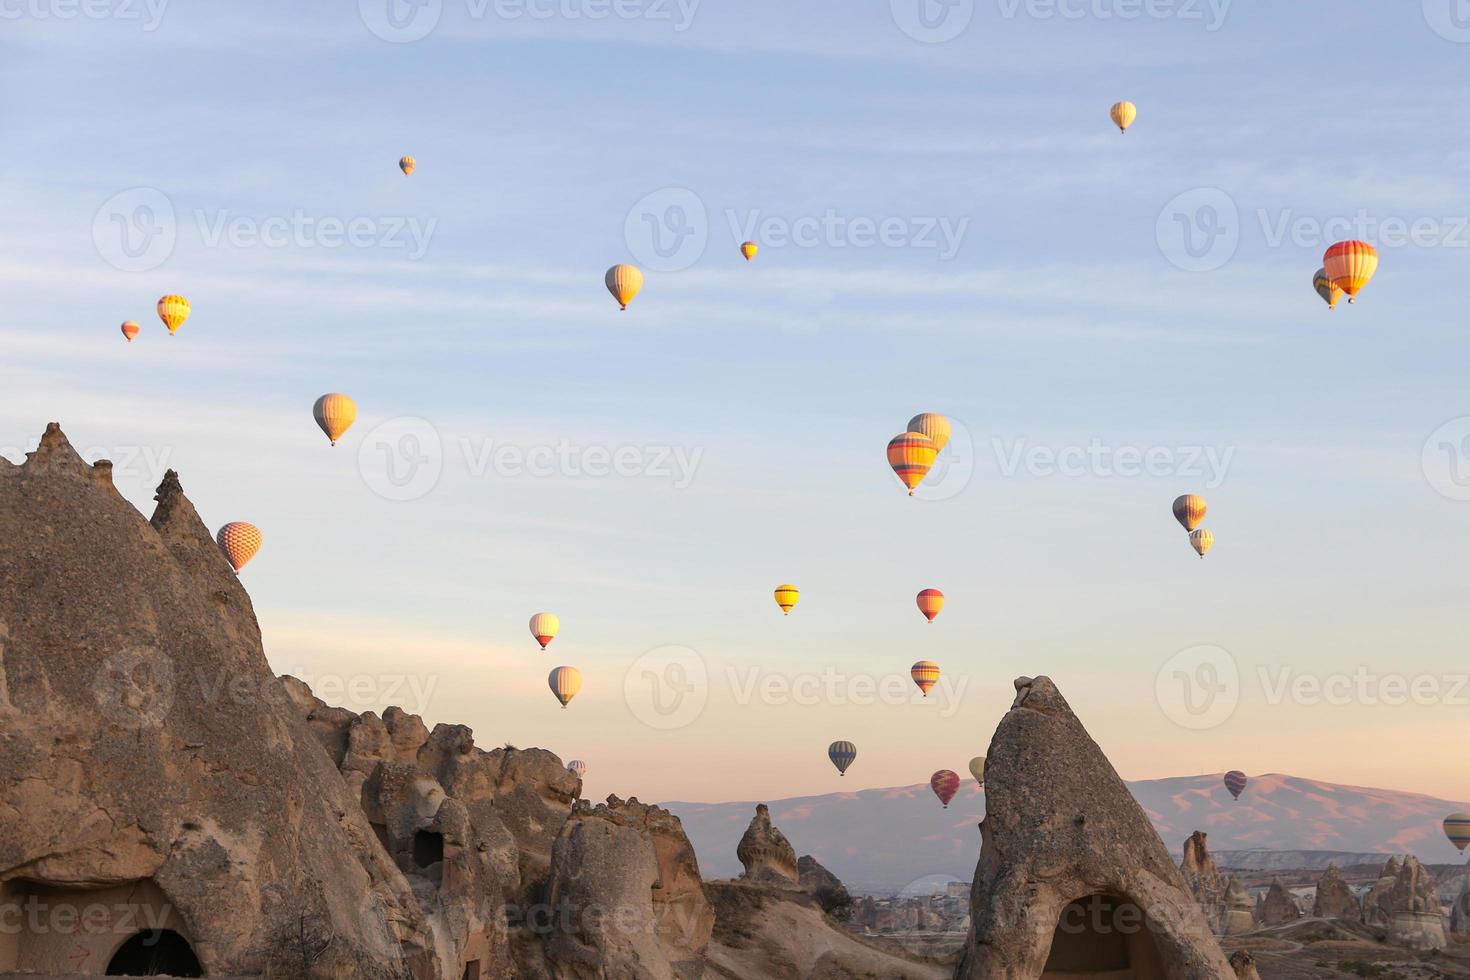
[1172,495,1207,532]
[931,770,960,808]
[157,295,190,335]
[1190,529,1214,558]
[740,241,758,261]
[1110,100,1137,133]
[1445,813,1470,851]
[1223,770,1248,800]
[605,264,644,310]
[216,522,262,572]
[567,760,588,778]
[773,584,799,615]
[828,740,857,776]
[1323,241,1378,302]
[1313,268,1344,310]
[530,612,560,650]
[916,588,945,622]
[120,321,140,342]
[968,756,986,786]
[399,156,415,175]
[907,413,952,453]
[910,660,940,697]
[887,432,938,495]
[548,666,582,708]
[313,393,357,446]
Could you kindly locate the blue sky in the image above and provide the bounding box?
[5,1,1470,803]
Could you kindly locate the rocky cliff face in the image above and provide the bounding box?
[735,804,798,885]
[1178,830,1228,933]
[954,676,1233,979]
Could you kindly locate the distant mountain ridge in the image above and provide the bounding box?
[665,773,1470,895]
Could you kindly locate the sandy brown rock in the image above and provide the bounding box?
[1229,949,1261,979]
[1385,855,1446,950]
[735,804,798,885]
[1312,863,1360,921]
[1453,877,1470,935]
[1260,878,1300,926]
[954,676,1233,979]
[1179,830,1228,934]
[1221,877,1254,935]
[1362,856,1402,928]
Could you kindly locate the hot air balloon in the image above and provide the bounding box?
[568,760,588,779]
[740,241,759,262]
[968,756,986,787]
[1223,770,1248,800]
[1172,495,1207,532]
[1189,529,1214,559]
[1323,241,1378,303]
[887,432,939,496]
[910,660,940,697]
[216,522,262,573]
[312,393,357,446]
[605,264,643,311]
[773,584,799,616]
[907,413,952,454]
[828,741,857,776]
[916,588,945,623]
[548,666,582,708]
[1110,101,1137,133]
[399,156,416,176]
[529,612,560,650]
[1444,814,1470,852]
[120,321,140,343]
[931,770,960,808]
[157,295,190,335]
[1313,268,1345,310]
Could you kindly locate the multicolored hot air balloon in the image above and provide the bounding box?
[157,295,190,335]
[312,393,357,446]
[907,413,952,454]
[605,264,643,311]
[1223,770,1248,800]
[968,756,986,787]
[529,612,560,650]
[548,666,582,708]
[1190,529,1214,559]
[216,522,262,572]
[910,660,940,697]
[1444,813,1470,852]
[120,321,140,343]
[774,584,799,616]
[740,241,758,262]
[916,588,945,623]
[1172,495,1207,532]
[1110,101,1137,133]
[399,156,416,176]
[1313,268,1345,310]
[1323,241,1378,304]
[931,770,960,808]
[887,432,938,496]
[568,760,588,779]
[828,740,857,776]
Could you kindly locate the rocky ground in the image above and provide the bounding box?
[1225,922,1470,979]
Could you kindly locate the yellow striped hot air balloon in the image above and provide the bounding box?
[887,432,938,496]
[120,321,140,343]
[1323,241,1378,304]
[548,666,582,708]
[916,588,945,623]
[1172,495,1207,532]
[1110,101,1137,134]
[157,295,190,335]
[740,241,759,262]
[605,264,643,311]
[1313,268,1345,310]
[529,612,560,650]
[773,584,799,616]
[312,393,357,446]
[907,413,951,454]
[1444,813,1470,852]
[216,522,262,572]
[1189,529,1214,559]
[399,156,416,176]
[910,660,940,697]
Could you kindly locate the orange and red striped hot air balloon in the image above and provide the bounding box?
[887,432,938,496]
[931,770,961,808]
[910,660,941,697]
[216,522,262,572]
[740,241,759,261]
[1323,241,1378,304]
[120,321,140,342]
[916,588,945,623]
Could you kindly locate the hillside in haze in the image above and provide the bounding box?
[666,773,1470,895]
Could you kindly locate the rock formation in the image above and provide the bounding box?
[1384,855,1446,950]
[1229,949,1261,979]
[1259,878,1300,926]
[954,676,1234,979]
[736,804,798,885]
[1453,877,1470,935]
[1221,877,1255,935]
[1312,863,1360,921]
[1362,856,1402,927]
[797,854,852,919]
[1178,830,1228,934]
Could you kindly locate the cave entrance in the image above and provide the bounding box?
[413,829,444,868]
[0,879,195,976]
[106,929,203,977]
[1041,893,1166,979]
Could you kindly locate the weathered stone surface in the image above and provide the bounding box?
[1229,949,1261,979]
[1260,878,1300,926]
[736,804,798,885]
[954,676,1233,979]
[1362,856,1402,928]
[1178,830,1228,934]
[1452,877,1470,935]
[1312,863,1360,921]
[1385,855,1446,950]
[1222,877,1254,935]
